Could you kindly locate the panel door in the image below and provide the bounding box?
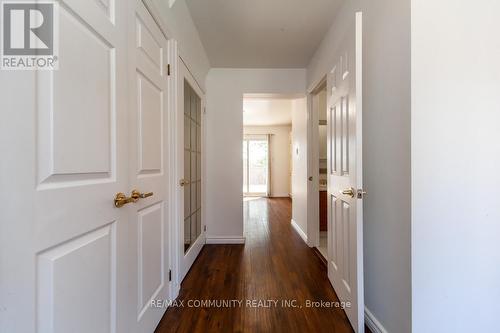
[177,58,205,281]
[0,1,129,332]
[327,12,365,333]
[127,1,171,332]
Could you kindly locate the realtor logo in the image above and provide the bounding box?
[1,1,59,70]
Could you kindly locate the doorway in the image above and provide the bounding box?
[243,136,270,196]
[242,94,294,201]
[317,86,328,259]
[177,57,206,281]
[309,80,328,260]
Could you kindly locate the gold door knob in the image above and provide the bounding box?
[131,190,154,199]
[115,190,154,208]
[179,179,190,187]
[114,192,137,208]
[341,187,356,198]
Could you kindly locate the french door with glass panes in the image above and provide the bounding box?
[243,137,269,196]
[178,58,205,281]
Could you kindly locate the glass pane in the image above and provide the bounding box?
[197,125,201,152]
[190,213,197,245]
[184,150,190,182]
[184,217,191,252]
[197,152,201,181]
[196,97,201,124]
[184,115,190,149]
[184,81,190,115]
[184,149,190,219]
[191,181,196,214]
[196,180,201,209]
[248,140,268,194]
[191,151,196,181]
[184,178,190,218]
[196,209,201,237]
[191,120,196,153]
[190,90,196,120]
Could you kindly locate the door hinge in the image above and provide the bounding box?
[203,107,206,114]
[168,269,172,282]
[204,225,206,232]
[167,64,171,76]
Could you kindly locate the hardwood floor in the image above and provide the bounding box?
[155,197,354,333]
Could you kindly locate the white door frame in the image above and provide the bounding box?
[306,77,327,249]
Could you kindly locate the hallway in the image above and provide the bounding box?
[155,198,353,332]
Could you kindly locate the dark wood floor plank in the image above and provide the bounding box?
[155,197,354,333]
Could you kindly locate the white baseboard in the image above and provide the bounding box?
[270,193,290,198]
[291,219,308,243]
[206,236,246,244]
[365,307,388,333]
[170,282,180,301]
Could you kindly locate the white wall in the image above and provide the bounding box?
[412,1,500,332]
[205,69,306,240]
[291,98,309,237]
[244,126,292,197]
[152,0,210,88]
[307,0,411,332]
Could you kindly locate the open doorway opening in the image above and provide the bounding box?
[242,94,294,200]
[317,87,328,259]
[309,80,328,261]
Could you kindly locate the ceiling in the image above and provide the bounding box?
[243,98,293,126]
[185,0,343,68]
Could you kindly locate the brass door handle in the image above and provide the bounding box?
[341,188,367,199]
[341,187,356,198]
[115,190,153,208]
[131,190,153,199]
[114,192,138,208]
[179,179,190,187]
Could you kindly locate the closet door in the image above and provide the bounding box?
[178,59,205,281]
[0,0,130,332]
[127,1,172,332]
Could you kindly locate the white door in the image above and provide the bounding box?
[0,1,129,332]
[327,12,364,333]
[177,58,205,280]
[127,1,172,332]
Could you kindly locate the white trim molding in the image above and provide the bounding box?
[365,307,388,333]
[270,193,291,198]
[206,237,246,244]
[291,219,308,244]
